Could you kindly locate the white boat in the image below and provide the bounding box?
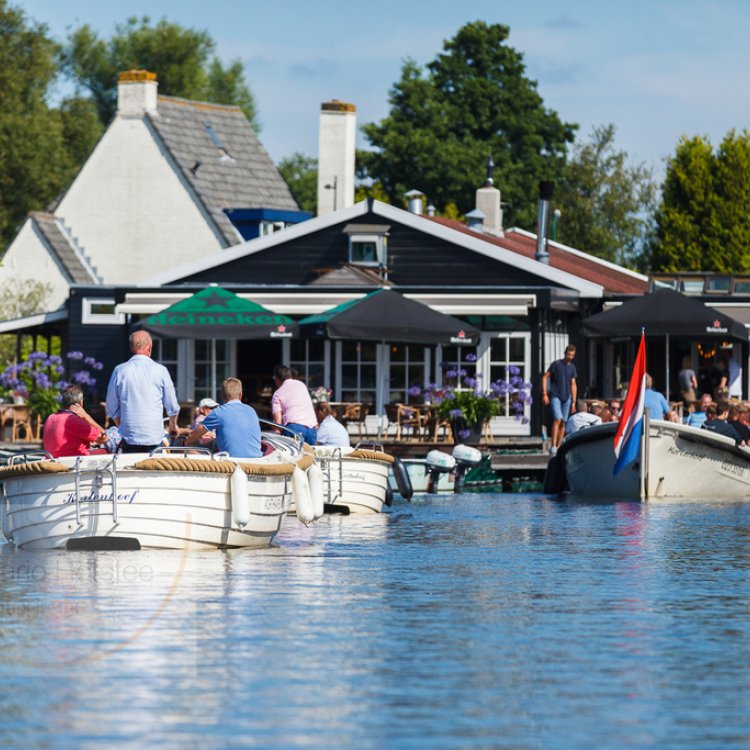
[545,418,750,500]
[309,445,412,514]
[1,438,311,551]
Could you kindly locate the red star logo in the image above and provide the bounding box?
[713,320,721,328]
[277,325,286,332]
[457,330,466,339]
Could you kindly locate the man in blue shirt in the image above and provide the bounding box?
[315,402,350,447]
[643,373,670,420]
[541,345,577,455]
[106,331,180,453]
[187,377,261,458]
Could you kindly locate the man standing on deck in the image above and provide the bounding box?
[106,330,180,453]
[541,345,577,456]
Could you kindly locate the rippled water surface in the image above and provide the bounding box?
[2,494,750,749]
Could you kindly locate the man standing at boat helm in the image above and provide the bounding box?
[106,330,180,453]
[271,365,318,445]
[541,345,577,456]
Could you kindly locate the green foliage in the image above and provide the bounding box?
[0,1,83,245]
[649,131,750,272]
[556,125,656,266]
[61,16,259,129]
[278,153,317,213]
[360,21,576,228]
[0,278,54,370]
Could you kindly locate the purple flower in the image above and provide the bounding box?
[465,353,477,362]
[508,365,521,376]
[408,385,422,397]
[444,368,457,379]
[463,377,477,388]
[67,351,84,360]
[458,429,471,440]
[449,408,463,418]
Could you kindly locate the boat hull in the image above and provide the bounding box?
[313,448,391,513]
[2,453,293,550]
[561,420,750,500]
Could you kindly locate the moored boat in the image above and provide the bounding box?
[546,419,750,500]
[1,438,310,550]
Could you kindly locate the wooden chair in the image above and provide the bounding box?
[424,407,452,441]
[342,402,369,438]
[11,406,36,442]
[385,403,426,440]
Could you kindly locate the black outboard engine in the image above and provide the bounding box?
[425,450,456,494]
[452,444,482,492]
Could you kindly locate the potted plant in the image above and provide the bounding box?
[419,366,532,443]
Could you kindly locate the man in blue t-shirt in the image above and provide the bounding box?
[187,378,261,458]
[541,345,578,455]
[643,373,670,420]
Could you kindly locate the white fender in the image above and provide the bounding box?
[1,495,12,542]
[306,462,324,519]
[292,466,315,525]
[230,464,250,527]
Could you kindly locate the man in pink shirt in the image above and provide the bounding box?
[271,365,318,444]
[43,385,107,457]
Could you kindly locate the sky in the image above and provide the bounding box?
[20,0,750,180]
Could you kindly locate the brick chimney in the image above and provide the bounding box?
[117,70,158,115]
[317,100,356,215]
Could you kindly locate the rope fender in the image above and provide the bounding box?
[0,461,71,480]
[133,457,296,476]
[347,449,395,464]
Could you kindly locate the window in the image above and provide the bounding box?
[343,224,389,267]
[290,339,328,390]
[388,344,428,403]
[340,341,377,404]
[152,337,179,387]
[82,298,125,325]
[439,345,479,387]
[194,339,231,403]
[488,334,529,418]
[259,220,286,237]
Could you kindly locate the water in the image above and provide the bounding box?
[1,494,750,750]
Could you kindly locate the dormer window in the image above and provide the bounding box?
[343,224,390,268]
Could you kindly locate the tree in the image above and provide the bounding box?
[0,1,101,246]
[278,153,317,214]
[555,125,656,266]
[0,279,53,367]
[61,16,259,129]
[649,131,750,272]
[361,21,576,227]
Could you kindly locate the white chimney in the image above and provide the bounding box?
[475,184,503,235]
[117,70,158,115]
[317,100,356,215]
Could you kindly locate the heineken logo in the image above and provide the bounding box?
[450,330,471,344]
[270,324,292,338]
[148,311,290,326]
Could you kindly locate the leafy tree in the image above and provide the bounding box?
[555,125,656,266]
[278,153,317,214]
[361,21,576,227]
[0,1,101,246]
[0,279,53,367]
[649,131,750,272]
[61,16,259,129]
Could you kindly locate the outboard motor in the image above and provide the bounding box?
[452,444,482,492]
[425,449,456,494]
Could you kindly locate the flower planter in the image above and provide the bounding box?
[450,419,484,444]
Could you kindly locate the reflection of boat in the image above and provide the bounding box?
[546,419,750,500]
[389,458,454,495]
[1,439,309,550]
[311,446,412,514]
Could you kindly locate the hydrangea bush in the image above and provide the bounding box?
[0,350,104,421]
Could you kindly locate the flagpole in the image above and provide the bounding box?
[641,409,650,500]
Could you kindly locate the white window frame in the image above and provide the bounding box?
[82,298,125,325]
[348,234,387,267]
[184,339,237,403]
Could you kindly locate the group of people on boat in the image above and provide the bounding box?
[42,331,352,459]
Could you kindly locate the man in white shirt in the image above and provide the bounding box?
[565,399,602,435]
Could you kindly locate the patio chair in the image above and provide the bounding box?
[385,403,426,440]
[11,406,36,442]
[342,402,369,438]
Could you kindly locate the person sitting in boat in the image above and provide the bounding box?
[703,401,744,445]
[686,393,713,428]
[42,385,108,457]
[643,373,670,420]
[728,405,750,443]
[174,397,219,447]
[271,365,318,445]
[315,401,350,448]
[186,377,261,458]
[565,399,601,434]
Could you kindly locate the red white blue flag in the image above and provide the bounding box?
[613,331,647,476]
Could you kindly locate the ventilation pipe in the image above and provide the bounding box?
[535,181,555,265]
[404,189,424,215]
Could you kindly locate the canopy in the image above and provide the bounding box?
[299,289,480,345]
[138,287,297,339]
[583,288,749,342]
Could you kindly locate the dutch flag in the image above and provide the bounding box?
[613,331,647,476]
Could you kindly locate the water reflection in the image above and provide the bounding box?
[1,496,750,748]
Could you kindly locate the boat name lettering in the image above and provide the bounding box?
[721,460,746,477]
[65,490,140,504]
[667,446,707,462]
[343,472,367,483]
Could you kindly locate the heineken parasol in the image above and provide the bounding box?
[138,287,297,339]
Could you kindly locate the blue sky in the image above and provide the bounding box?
[21,0,750,179]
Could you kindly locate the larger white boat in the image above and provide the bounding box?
[1,438,312,550]
[545,418,750,500]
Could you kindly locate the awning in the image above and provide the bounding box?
[0,309,68,335]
